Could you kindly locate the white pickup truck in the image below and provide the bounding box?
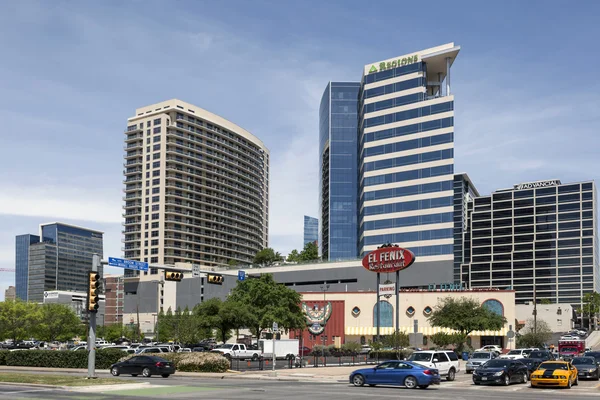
[211,343,261,360]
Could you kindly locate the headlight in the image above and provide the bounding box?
[472,370,478,375]
[494,371,504,376]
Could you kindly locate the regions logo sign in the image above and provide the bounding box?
[362,247,416,273]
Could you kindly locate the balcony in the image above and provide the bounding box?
[125,133,144,142]
[123,176,142,184]
[124,202,142,209]
[124,151,143,159]
[124,142,143,151]
[123,193,142,200]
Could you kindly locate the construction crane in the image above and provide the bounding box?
[0,268,15,272]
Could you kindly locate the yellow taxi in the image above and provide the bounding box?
[530,361,578,388]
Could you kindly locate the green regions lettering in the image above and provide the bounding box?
[369,54,419,74]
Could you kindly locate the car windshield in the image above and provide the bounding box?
[408,353,431,362]
[561,347,577,353]
[507,350,521,355]
[483,360,510,368]
[540,363,568,371]
[522,360,537,366]
[471,353,490,359]
[529,352,547,358]
[572,358,595,365]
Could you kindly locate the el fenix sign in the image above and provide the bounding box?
[362,247,416,273]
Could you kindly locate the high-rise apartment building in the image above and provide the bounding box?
[319,82,361,261]
[123,99,269,279]
[462,179,598,305]
[4,286,16,301]
[303,216,318,246]
[16,223,103,303]
[15,234,40,300]
[358,43,459,261]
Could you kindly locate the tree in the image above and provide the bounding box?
[227,259,238,268]
[194,298,246,343]
[286,249,301,263]
[517,318,552,348]
[0,300,40,343]
[430,332,466,349]
[253,248,282,266]
[96,324,124,343]
[540,298,552,305]
[36,303,81,342]
[156,308,173,342]
[299,242,319,262]
[227,274,305,338]
[381,330,409,357]
[577,292,600,330]
[428,297,507,352]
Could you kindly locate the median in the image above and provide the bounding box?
[0,372,128,387]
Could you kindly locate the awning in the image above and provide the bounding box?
[345,326,508,336]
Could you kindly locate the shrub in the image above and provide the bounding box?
[119,352,229,373]
[5,348,125,369]
[0,350,9,365]
[369,349,413,361]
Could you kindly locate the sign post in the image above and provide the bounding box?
[272,322,278,373]
[87,254,100,379]
[238,270,246,281]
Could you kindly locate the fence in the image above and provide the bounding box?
[228,354,379,371]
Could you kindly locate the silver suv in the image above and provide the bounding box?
[466,352,495,373]
[408,350,460,381]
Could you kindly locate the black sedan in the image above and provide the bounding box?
[473,359,529,386]
[572,356,600,380]
[110,355,175,378]
[528,350,554,361]
[520,358,543,379]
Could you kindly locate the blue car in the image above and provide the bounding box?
[350,360,441,389]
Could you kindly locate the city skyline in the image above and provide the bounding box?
[1,1,600,299]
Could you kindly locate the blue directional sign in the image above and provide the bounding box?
[108,257,148,271]
[238,270,246,281]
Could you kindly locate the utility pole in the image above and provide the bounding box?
[87,254,100,379]
[533,286,537,336]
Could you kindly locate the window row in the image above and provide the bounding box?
[364,78,424,99]
[364,148,453,172]
[364,211,453,231]
[472,237,593,248]
[472,220,594,234]
[362,196,453,217]
[473,210,594,222]
[363,117,454,143]
[364,180,453,202]
[363,164,453,187]
[363,61,423,84]
[364,92,424,114]
[364,132,453,158]
[364,102,454,128]
[363,228,454,246]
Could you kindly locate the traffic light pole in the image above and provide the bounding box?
[87,254,100,379]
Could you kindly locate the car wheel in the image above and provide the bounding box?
[418,385,429,389]
[595,371,600,381]
[161,374,170,378]
[566,378,571,389]
[142,368,152,378]
[252,353,259,361]
[503,374,510,386]
[522,372,528,383]
[404,376,417,389]
[131,374,138,377]
[446,368,456,381]
[352,374,365,387]
[110,367,120,376]
[573,375,578,386]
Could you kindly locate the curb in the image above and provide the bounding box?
[0,381,68,389]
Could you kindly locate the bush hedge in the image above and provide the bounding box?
[369,349,414,360]
[119,352,229,373]
[3,349,124,369]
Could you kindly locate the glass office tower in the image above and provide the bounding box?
[319,82,361,261]
[463,180,598,306]
[15,234,40,300]
[358,43,460,261]
[303,216,318,246]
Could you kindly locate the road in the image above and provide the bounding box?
[0,372,598,400]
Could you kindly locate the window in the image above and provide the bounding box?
[151,231,159,237]
[153,135,161,142]
[153,144,161,151]
[373,301,393,328]
[152,204,159,211]
[151,257,158,263]
[151,213,159,220]
[153,118,161,125]
[152,170,160,177]
[153,153,160,160]
[151,248,158,255]
[152,187,160,194]
[151,239,159,246]
[152,196,159,202]
[434,352,450,363]
[152,178,160,185]
[146,121,151,127]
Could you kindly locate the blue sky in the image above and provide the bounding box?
[1,1,599,299]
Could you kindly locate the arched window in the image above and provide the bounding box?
[373,300,393,327]
[483,299,504,316]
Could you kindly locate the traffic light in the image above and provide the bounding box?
[164,271,183,282]
[207,273,223,285]
[88,272,100,313]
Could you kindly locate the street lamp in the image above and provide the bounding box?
[320,284,330,360]
[152,313,158,343]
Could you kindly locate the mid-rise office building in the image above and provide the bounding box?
[462,179,598,306]
[16,223,103,303]
[319,83,361,261]
[358,43,459,262]
[43,290,106,325]
[303,216,318,246]
[15,234,40,300]
[103,275,124,326]
[4,286,16,301]
[123,99,270,278]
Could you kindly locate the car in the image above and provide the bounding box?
[500,348,537,360]
[577,330,587,336]
[583,351,600,365]
[299,346,311,356]
[571,356,599,380]
[192,347,207,352]
[520,358,543,379]
[527,350,554,361]
[359,345,372,354]
[476,345,502,353]
[135,347,168,354]
[472,359,529,386]
[530,361,578,388]
[407,350,460,381]
[110,355,175,378]
[561,335,577,340]
[350,360,441,389]
[466,352,496,373]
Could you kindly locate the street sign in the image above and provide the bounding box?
[272,322,278,332]
[108,257,148,271]
[238,270,246,281]
[507,330,515,339]
[192,264,200,278]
